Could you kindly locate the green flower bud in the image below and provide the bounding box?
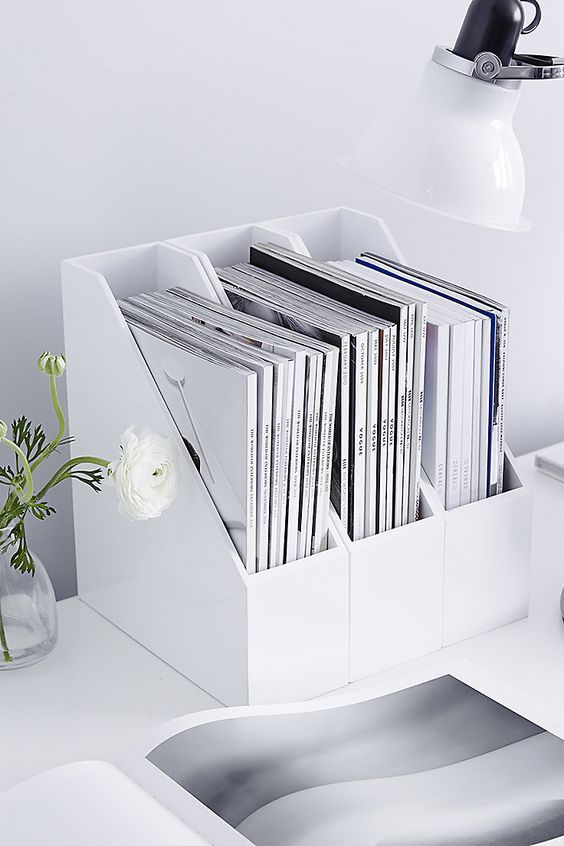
[37,352,66,377]
[0,420,7,439]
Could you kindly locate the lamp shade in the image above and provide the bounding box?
[343,58,529,230]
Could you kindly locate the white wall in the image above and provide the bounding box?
[1,0,563,598]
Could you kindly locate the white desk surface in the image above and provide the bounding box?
[1,449,564,795]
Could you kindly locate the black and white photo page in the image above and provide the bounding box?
[147,674,564,846]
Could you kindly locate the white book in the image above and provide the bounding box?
[267,357,285,568]
[377,325,391,532]
[257,366,273,570]
[312,346,339,553]
[410,301,428,522]
[422,320,449,508]
[386,324,398,532]
[338,334,351,534]
[351,332,368,540]
[285,349,307,563]
[495,307,510,496]
[126,320,258,572]
[306,352,323,556]
[365,328,380,537]
[298,354,318,559]
[459,318,475,507]
[470,318,483,504]
[426,301,475,511]
[478,318,492,501]
[431,304,478,509]
[392,303,407,529]
[275,358,294,566]
[401,302,416,526]
[446,322,465,511]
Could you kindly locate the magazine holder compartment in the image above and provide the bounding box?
[426,450,532,646]
[171,208,445,684]
[62,241,348,707]
[335,486,444,682]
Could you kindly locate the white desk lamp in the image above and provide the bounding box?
[343,0,564,230]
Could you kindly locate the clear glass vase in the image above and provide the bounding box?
[0,525,58,669]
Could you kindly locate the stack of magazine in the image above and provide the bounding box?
[231,244,428,537]
[119,289,339,574]
[119,243,509,573]
[344,253,509,509]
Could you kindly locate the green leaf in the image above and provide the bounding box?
[11,416,51,465]
[0,466,16,486]
[64,467,105,493]
[30,500,56,520]
[0,520,35,575]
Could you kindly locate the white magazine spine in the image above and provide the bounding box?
[285,351,306,564]
[459,320,475,508]
[401,303,416,526]
[365,328,380,537]
[470,319,483,504]
[275,359,294,566]
[297,355,317,560]
[410,302,427,522]
[386,324,397,531]
[393,308,408,529]
[352,333,368,541]
[422,322,449,508]
[256,365,272,572]
[313,349,338,554]
[478,320,492,502]
[246,374,258,574]
[446,323,465,511]
[268,364,284,567]
[377,326,391,533]
[338,335,350,532]
[306,355,323,554]
[496,308,509,495]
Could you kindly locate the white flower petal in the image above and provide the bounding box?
[109,427,179,520]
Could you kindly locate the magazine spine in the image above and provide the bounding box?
[365,328,380,537]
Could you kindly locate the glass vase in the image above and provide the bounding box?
[0,525,58,669]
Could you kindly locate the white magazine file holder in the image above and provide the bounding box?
[61,235,349,708]
[62,207,532,702]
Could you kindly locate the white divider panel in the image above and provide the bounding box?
[262,206,406,264]
[62,240,348,706]
[168,207,405,287]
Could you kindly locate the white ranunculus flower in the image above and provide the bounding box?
[108,426,179,520]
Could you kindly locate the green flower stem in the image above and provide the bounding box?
[0,437,33,502]
[30,373,66,473]
[35,456,110,501]
[0,599,12,664]
[0,522,13,663]
[0,493,20,531]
